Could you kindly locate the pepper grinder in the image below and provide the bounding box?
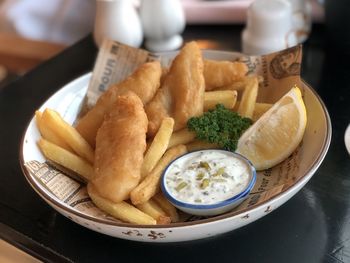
[139,0,186,52]
[93,0,143,48]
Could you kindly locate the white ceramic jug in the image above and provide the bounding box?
[93,0,143,48]
[140,0,185,52]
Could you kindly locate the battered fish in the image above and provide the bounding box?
[146,41,205,137]
[203,60,248,91]
[90,91,148,203]
[76,61,161,146]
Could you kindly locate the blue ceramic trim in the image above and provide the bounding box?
[161,149,257,210]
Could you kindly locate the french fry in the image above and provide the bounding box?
[35,111,73,152]
[136,199,171,224]
[37,138,94,181]
[131,145,187,205]
[252,102,273,122]
[141,117,174,179]
[214,75,264,92]
[87,184,156,225]
[234,102,273,122]
[41,109,95,163]
[214,80,246,92]
[204,59,248,91]
[168,128,196,149]
[204,90,237,111]
[237,76,259,118]
[186,140,220,152]
[152,192,179,222]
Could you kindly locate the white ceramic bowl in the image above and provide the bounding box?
[20,50,331,242]
[161,150,257,216]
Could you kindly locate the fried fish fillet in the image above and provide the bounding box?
[90,91,148,203]
[203,60,248,91]
[76,61,161,147]
[146,41,205,137]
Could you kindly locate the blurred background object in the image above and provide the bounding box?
[241,0,297,55]
[0,0,95,45]
[140,0,185,52]
[0,0,324,80]
[324,0,350,52]
[287,0,312,43]
[182,0,323,24]
[345,124,350,155]
[93,0,143,48]
[0,0,95,84]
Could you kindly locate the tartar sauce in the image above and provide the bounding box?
[165,150,251,205]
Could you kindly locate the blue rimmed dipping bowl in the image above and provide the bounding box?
[161,149,257,216]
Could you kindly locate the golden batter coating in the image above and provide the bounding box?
[76,61,161,146]
[146,41,205,137]
[203,60,248,91]
[91,91,148,203]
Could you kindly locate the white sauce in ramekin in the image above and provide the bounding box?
[165,151,251,205]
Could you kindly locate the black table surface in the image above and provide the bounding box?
[0,24,349,263]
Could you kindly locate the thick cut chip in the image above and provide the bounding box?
[141,117,174,179]
[38,138,94,181]
[204,90,237,111]
[237,76,259,118]
[87,184,156,225]
[41,109,95,163]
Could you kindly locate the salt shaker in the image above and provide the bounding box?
[242,0,298,55]
[93,0,143,48]
[139,0,186,52]
[286,0,312,43]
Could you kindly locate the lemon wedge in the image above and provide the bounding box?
[236,87,307,170]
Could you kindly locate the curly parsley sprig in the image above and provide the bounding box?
[187,104,252,151]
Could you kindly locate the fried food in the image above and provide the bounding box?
[41,109,95,163]
[87,184,156,225]
[237,76,259,118]
[36,111,73,152]
[130,144,187,205]
[141,117,174,179]
[204,60,248,91]
[76,61,161,146]
[92,91,148,203]
[145,41,205,137]
[213,75,263,92]
[168,128,196,149]
[204,90,238,111]
[135,200,171,224]
[38,138,94,181]
[152,192,179,222]
[234,101,273,122]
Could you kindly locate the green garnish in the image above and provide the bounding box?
[200,179,210,189]
[213,167,225,177]
[199,161,210,170]
[196,172,205,180]
[187,104,252,151]
[175,182,188,192]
